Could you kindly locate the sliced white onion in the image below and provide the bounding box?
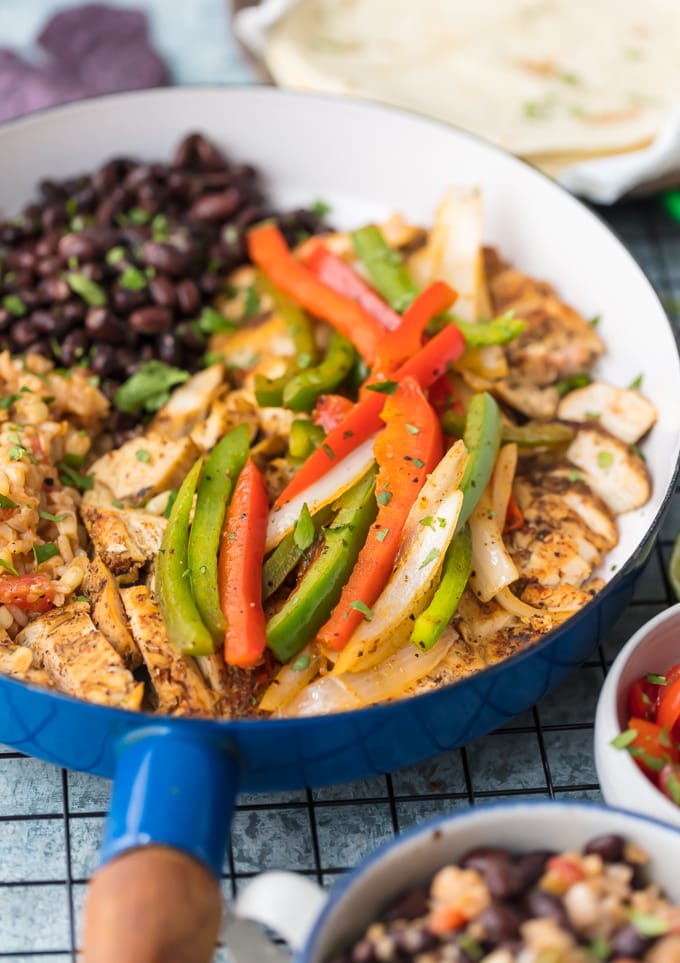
[495,586,578,622]
[265,436,376,551]
[277,674,360,718]
[334,488,464,675]
[259,644,320,713]
[468,488,519,603]
[491,443,518,529]
[342,632,454,703]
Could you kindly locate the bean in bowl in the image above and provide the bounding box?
[330,835,680,962]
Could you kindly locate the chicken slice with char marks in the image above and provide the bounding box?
[120,585,216,717]
[566,425,651,514]
[16,602,143,710]
[84,556,141,669]
[149,364,225,440]
[89,433,199,505]
[0,635,53,688]
[80,505,166,584]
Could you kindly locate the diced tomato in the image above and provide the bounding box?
[0,574,55,613]
[657,677,680,734]
[545,855,585,888]
[428,904,466,936]
[629,676,661,722]
[626,716,680,782]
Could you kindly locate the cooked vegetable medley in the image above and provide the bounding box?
[329,834,680,963]
[0,144,657,718]
[613,662,680,808]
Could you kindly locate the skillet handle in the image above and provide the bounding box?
[82,726,239,963]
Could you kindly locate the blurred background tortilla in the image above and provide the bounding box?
[258,0,680,177]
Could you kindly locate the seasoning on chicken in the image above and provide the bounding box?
[557,380,657,444]
[149,364,225,440]
[566,425,652,514]
[83,556,141,670]
[89,434,199,505]
[16,602,143,710]
[119,584,216,717]
[80,505,166,583]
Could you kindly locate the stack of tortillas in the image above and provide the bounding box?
[235,0,680,199]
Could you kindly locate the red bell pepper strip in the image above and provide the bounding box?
[302,242,402,331]
[503,493,525,534]
[274,299,465,509]
[247,223,384,364]
[317,377,443,652]
[313,393,355,433]
[374,280,457,373]
[0,574,55,613]
[657,676,680,734]
[218,458,269,668]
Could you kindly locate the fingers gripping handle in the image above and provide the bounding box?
[83,727,239,963]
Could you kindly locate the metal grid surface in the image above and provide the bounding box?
[0,197,678,961]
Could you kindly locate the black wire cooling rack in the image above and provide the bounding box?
[0,196,678,961]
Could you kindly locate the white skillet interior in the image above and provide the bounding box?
[0,86,677,581]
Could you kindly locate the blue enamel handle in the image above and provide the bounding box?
[100,725,239,876]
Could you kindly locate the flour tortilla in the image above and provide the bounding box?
[264,0,680,163]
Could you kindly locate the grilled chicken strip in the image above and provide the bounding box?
[120,585,216,717]
[89,433,198,505]
[84,556,141,669]
[80,505,166,583]
[16,602,143,710]
[566,426,651,514]
[0,639,52,688]
[485,250,604,387]
[557,381,657,445]
[149,364,225,440]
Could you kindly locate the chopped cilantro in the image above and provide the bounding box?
[376,489,392,506]
[73,595,89,603]
[0,559,18,575]
[0,494,18,509]
[135,449,151,463]
[113,361,190,415]
[106,246,127,266]
[118,265,147,291]
[628,910,670,937]
[2,294,26,317]
[39,510,67,522]
[151,214,169,242]
[646,673,667,685]
[419,548,441,569]
[310,199,332,219]
[554,373,592,397]
[65,272,107,307]
[292,654,311,671]
[8,445,26,462]
[375,528,389,542]
[567,468,585,483]
[628,373,644,390]
[350,600,373,620]
[128,207,150,225]
[112,499,125,509]
[57,461,94,491]
[589,314,601,327]
[243,284,260,318]
[597,450,614,469]
[196,307,237,335]
[587,937,610,961]
[406,423,420,435]
[412,457,425,469]
[321,443,335,460]
[33,542,59,567]
[203,351,225,367]
[365,381,398,395]
[293,503,315,552]
[611,728,637,749]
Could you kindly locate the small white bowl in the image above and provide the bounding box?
[594,602,680,827]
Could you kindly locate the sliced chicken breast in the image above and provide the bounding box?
[557,381,657,445]
[89,433,198,504]
[566,426,651,514]
[84,556,141,669]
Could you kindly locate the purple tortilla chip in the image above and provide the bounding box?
[78,37,170,94]
[38,4,148,61]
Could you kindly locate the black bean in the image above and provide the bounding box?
[523,888,571,932]
[384,887,429,922]
[173,133,226,172]
[115,347,139,376]
[392,926,437,954]
[198,272,222,296]
[611,923,650,956]
[111,284,148,313]
[175,278,200,316]
[583,834,625,863]
[176,321,206,353]
[62,300,86,324]
[5,269,34,292]
[513,851,554,891]
[36,256,64,278]
[129,306,173,335]
[349,940,377,963]
[189,188,241,221]
[148,275,177,309]
[156,333,184,367]
[92,160,126,195]
[123,164,155,190]
[60,330,90,366]
[29,337,54,358]
[31,310,71,337]
[0,224,22,245]
[460,848,518,899]
[478,902,521,944]
[166,170,192,200]
[140,344,155,362]
[120,225,152,247]
[38,276,71,302]
[229,163,257,181]
[41,205,67,232]
[6,249,36,272]
[0,309,11,331]
[10,319,39,348]
[85,309,127,344]
[39,179,68,203]
[141,241,190,276]
[234,204,269,228]
[90,344,121,378]
[58,233,97,262]
[34,232,60,258]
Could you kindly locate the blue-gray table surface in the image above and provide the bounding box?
[1,2,679,958]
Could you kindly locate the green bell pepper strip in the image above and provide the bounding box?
[266,468,378,662]
[282,330,357,412]
[351,225,419,314]
[288,419,326,461]
[262,504,333,601]
[187,424,251,641]
[411,526,472,650]
[452,313,526,346]
[410,393,500,650]
[443,410,575,448]
[155,457,214,656]
[254,273,317,407]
